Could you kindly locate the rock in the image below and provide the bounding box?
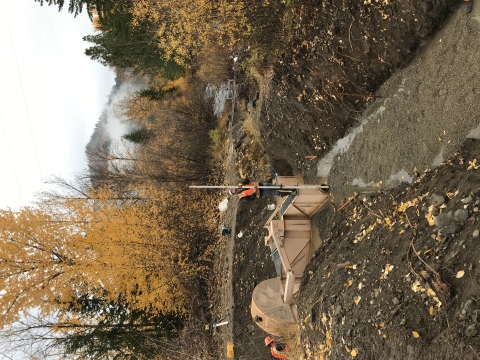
[393,297,400,305]
[400,318,407,325]
[474,230,480,238]
[466,324,478,337]
[430,193,446,206]
[462,196,474,204]
[407,344,414,355]
[474,207,479,213]
[335,305,343,316]
[460,300,479,319]
[363,41,371,53]
[462,1,473,14]
[454,209,469,223]
[473,188,480,197]
[434,211,453,227]
[439,223,462,237]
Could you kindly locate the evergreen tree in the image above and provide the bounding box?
[135,87,178,102]
[83,11,185,77]
[33,0,120,20]
[58,292,183,358]
[122,128,152,144]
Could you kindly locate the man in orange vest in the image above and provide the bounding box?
[228,178,295,200]
[265,336,289,359]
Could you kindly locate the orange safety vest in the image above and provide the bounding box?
[270,344,289,359]
[238,182,261,199]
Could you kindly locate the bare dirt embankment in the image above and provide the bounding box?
[211,0,480,359]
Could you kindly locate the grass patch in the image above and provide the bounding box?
[240,48,268,72]
[209,127,226,154]
[208,103,231,161]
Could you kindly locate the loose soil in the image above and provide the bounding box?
[210,0,480,359]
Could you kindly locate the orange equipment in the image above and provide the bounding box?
[270,346,289,359]
[226,342,234,358]
[265,336,274,346]
[265,336,290,359]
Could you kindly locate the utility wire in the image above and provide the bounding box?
[0,114,24,206]
[4,8,45,192]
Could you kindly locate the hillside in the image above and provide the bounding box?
[214,0,480,359]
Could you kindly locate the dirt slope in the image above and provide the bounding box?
[212,0,480,359]
[326,2,480,204]
[299,138,480,359]
[258,0,463,181]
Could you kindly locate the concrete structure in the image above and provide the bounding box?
[251,176,330,337]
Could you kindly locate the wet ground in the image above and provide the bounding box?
[210,0,480,359]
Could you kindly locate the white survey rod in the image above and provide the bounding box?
[189,185,330,190]
[212,321,229,328]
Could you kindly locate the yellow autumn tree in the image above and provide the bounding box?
[130,0,248,63]
[0,185,194,329]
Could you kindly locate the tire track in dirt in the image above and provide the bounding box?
[215,78,239,356]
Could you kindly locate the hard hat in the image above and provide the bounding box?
[265,336,274,346]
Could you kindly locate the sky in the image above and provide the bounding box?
[0,0,116,209]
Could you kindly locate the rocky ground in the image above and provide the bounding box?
[210,0,480,359]
[299,139,480,359]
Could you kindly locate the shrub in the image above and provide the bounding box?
[209,127,226,155]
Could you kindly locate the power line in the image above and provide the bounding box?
[4,7,45,192]
[0,114,24,207]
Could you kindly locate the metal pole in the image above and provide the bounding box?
[212,321,229,328]
[189,185,330,190]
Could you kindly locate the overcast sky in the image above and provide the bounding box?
[0,0,116,209]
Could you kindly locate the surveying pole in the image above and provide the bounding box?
[189,184,330,190]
